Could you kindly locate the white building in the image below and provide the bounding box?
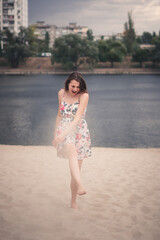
[0,0,28,34]
[140,44,155,49]
[56,22,89,38]
[94,33,124,41]
[32,22,88,49]
[33,21,56,48]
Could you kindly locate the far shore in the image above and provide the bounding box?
[0,67,160,75]
[0,57,160,75]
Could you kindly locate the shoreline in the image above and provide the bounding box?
[0,68,160,75]
[0,144,160,149]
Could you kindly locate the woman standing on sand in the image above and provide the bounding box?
[52,72,91,209]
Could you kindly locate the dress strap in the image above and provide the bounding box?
[62,89,65,100]
[78,94,81,103]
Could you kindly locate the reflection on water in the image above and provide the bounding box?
[0,74,160,147]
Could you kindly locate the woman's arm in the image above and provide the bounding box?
[53,89,63,138]
[62,92,89,137]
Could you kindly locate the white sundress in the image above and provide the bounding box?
[56,92,91,160]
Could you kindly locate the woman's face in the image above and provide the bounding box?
[68,80,80,96]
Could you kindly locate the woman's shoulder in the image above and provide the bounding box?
[79,92,89,100]
[58,88,65,96]
[58,89,65,102]
[79,92,89,104]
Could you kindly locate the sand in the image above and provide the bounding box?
[0,145,160,240]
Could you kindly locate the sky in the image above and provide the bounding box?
[28,0,160,36]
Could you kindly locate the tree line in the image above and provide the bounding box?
[0,26,50,68]
[0,12,160,69]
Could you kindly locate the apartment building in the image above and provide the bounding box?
[33,21,56,48]
[56,22,88,38]
[94,33,124,41]
[0,0,28,34]
[33,22,88,49]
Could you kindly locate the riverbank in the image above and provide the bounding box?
[0,67,160,75]
[0,57,160,75]
[0,145,160,240]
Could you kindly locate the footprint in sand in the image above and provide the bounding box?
[0,192,12,203]
[132,230,143,239]
[131,215,138,224]
[128,194,143,205]
[140,205,151,214]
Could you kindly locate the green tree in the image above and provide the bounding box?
[82,38,99,69]
[152,32,156,37]
[18,26,40,56]
[20,25,47,56]
[51,34,98,70]
[97,39,127,67]
[136,36,142,44]
[44,31,50,52]
[26,26,39,56]
[52,34,83,70]
[107,40,127,67]
[132,48,149,67]
[150,36,160,67]
[123,12,136,55]
[97,40,109,62]
[152,36,160,50]
[0,30,4,56]
[4,28,30,68]
[5,44,30,68]
[18,26,28,44]
[86,29,94,41]
[141,32,152,44]
[36,39,46,55]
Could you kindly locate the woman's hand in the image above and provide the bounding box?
[52,134,65,148]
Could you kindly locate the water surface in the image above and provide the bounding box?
[0,74,160,147]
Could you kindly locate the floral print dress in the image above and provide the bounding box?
[56,93,91,160]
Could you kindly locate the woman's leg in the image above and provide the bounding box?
[63,144,86,196]
[70,160,83,209]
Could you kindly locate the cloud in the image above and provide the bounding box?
[29,0,160,35]
[133,0,160,33]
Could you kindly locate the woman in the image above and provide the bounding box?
[52,72,91,209]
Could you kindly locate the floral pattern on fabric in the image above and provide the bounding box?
[56,100,91,160]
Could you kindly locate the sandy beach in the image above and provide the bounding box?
[0,145,160,240]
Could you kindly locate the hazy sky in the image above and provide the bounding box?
[28,0,160,36]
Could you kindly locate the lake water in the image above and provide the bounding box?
[0,74,160,148]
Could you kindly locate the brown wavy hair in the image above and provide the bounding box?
[64,72,88,93]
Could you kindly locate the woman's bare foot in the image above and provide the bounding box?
[77,185,86,195]
[71,202,78,209]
